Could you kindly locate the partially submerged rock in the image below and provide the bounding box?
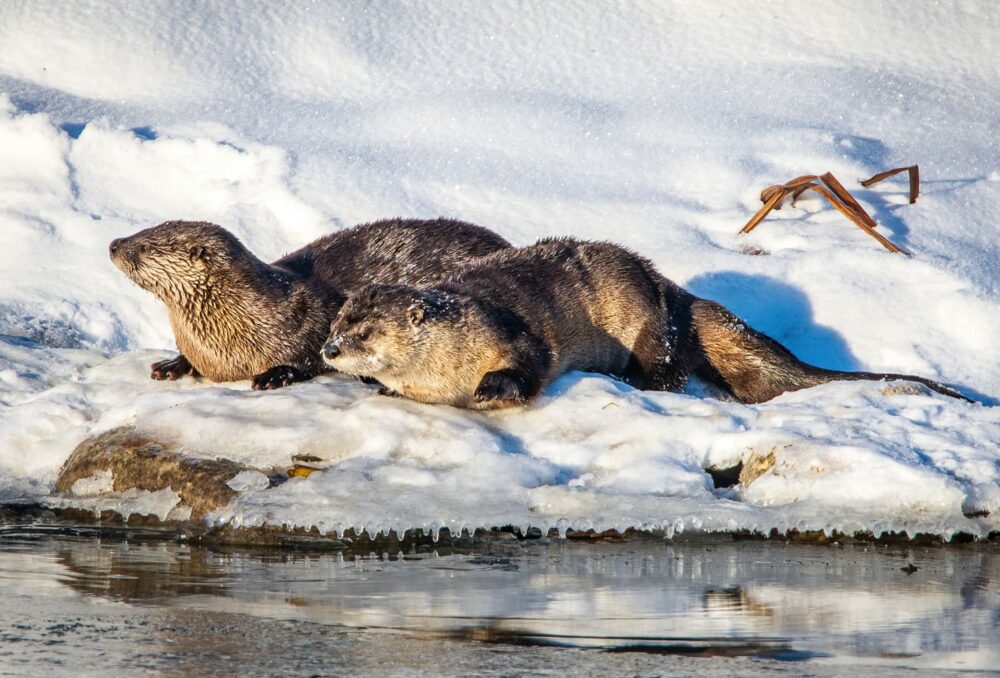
[55,426,255,519]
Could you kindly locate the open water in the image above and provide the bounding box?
[0,522,997,676]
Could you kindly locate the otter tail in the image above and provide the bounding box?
[689,299,972,404]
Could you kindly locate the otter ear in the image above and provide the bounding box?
[189,246,206,261]
[407,305,425,326]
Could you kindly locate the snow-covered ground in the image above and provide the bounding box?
[1,2,998,538]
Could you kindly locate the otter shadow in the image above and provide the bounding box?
[686,272,861,371]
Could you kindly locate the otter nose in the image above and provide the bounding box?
[109,238,124,255]
[322,342,341,360]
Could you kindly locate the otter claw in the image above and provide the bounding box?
[151,355,197,381]
[251,365,312,391]
[474,370,527,403]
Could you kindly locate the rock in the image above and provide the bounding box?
[55,426,254,520]
[738,448,777,486]
[881,383,928,397]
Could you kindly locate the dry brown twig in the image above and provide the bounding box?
[861,165,919,204]
[739,164,919,255]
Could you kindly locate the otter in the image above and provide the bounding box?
[321,238,970,409]
[109,219,511,389]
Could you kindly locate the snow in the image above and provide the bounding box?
[0,2,998,539]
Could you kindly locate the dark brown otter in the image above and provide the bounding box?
[321,238,970,408]
[109,219,511,388]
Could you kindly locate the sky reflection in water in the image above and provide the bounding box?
[0,532,997,674]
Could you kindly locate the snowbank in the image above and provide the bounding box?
[4,342,998,539]
[1,2,998,538]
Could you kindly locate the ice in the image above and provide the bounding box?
[227,470,271,493]
[0,3,998,539]
[47,486,184,523]
[69,470,113,497]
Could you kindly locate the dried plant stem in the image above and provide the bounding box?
[860,164,919,204]
[739,166,917,255]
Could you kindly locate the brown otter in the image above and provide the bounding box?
[321,238,970,408]
[109,219,511,389]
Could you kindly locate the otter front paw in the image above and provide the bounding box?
[251,365,312,390]
[377,386,403,398]
[474,370,528,403]
[151,355,198,381]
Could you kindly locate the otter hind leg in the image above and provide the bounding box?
[625,329,690,392]
[623,285,695,393]
[151,354,198,381]
[251,365,316,390]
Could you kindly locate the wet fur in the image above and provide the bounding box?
[324,238,970,409]
[110,219,511,384]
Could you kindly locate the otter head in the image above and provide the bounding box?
[322,284,464,380]
[109,221,255,304]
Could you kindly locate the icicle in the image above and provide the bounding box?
[673,517,685,536]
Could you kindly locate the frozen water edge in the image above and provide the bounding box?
[2,341,997,541]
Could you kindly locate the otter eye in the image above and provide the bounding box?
[357,328,372,341]
[139,244,148,253]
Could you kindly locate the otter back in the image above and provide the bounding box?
[322,237,970,408]
[109,219,511,387]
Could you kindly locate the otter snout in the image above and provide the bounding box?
[109,237,134,271]
[321,340,341,361]
[109,236,139,263]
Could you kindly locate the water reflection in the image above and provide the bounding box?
[1,531,998,671]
